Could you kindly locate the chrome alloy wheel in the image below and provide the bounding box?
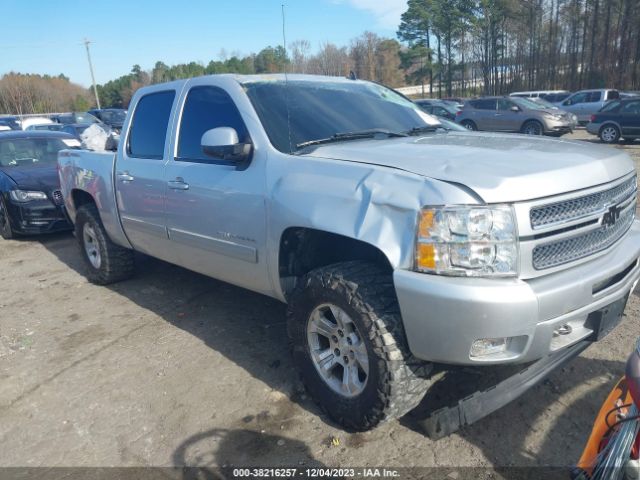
[83,223,102,269]
[306,303,369,397]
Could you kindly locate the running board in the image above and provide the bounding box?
[418,340,591,439]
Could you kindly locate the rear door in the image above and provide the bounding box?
[115,88,179,259]
[619,100,640,137]
[164,79,270,294]
[469,99,497,130]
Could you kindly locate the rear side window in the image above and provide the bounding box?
[177,86,248,162]
[607,91,620,100]
[470,99,496,110]
[587,91,602,102]
[127,90,175,159]
[622,101,640,114]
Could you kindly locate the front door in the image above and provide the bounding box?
[115,89,178,258]
[620,100,640,137]
[164,82,270,294]
[495,98,522,131]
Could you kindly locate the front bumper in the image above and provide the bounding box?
[6,199,72,235]
[395,221,640,365]
[544,118,573,134]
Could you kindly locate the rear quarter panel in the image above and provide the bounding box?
[58,149,131,248]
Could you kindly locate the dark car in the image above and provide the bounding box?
[0,116,21,131]
[414,99,460,120]
[53,112,100,125]
[0,131,79,239]
[586,97,640,143]
[87,108,126,131]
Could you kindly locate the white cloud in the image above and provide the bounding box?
[342,0,406,29]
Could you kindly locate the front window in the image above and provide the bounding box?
[0,137,77,167]
[243,80,440,153]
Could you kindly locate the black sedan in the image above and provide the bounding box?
[586,97,640,143]
[0,131,80,239]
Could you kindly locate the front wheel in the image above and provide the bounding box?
[287,261,432,431]
[0,197,14,240]
[600,125,621,144]
[522,120,544,136]
[75,204,135,285]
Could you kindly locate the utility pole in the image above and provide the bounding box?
[84,39,101,109]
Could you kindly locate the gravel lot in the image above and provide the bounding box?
[1,130,639,476]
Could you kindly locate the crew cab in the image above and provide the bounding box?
[58,74,640,433]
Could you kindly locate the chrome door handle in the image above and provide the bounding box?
[167,178,189,190]
[117,172,134,182]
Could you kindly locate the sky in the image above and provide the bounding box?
[1,0,407,88]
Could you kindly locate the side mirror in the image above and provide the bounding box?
[510,106,520,112]
[201,127,252,164]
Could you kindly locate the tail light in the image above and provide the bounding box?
[456,110,462,116]
[625,343,640,408]
[590,115,596,122]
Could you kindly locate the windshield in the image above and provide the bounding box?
[100,110,126,124]
[74,112,100,124]
[0,137,74,167]
[531,98,557,109]
[243,80,440,153]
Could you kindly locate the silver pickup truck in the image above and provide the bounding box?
[58,74,640,434]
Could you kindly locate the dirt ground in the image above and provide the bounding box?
[1,130,639,476]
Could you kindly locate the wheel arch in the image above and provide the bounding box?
[520,118,545,133]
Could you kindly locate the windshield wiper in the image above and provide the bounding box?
[295,129,407,150]
[404,125,442,135]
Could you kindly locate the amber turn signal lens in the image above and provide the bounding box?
[418,209,435,238]
[416,243,436,269]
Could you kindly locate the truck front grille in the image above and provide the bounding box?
[532,202,635,270]
[530,175,637,229]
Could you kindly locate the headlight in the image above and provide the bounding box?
[10,190,48,202]
[544,113,563,120]
[416,205,518,277]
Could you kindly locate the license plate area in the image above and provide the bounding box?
[586,294,629,341]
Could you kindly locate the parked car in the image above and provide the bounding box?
[53,112,101,125]
[510,90,570,99]
[456,96,573,136]
[25,124,65,132]
[0,116,20,131]
[20,117,54,130]
[414,99,459,120]
[586,97,640,144]
[58,74,639,434]
[554,89,620,123]
[87,108,127,132]
[441,97,465,109]
[542,92,571,103]
[0,131,79,239]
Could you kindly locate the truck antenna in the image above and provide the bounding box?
[281,4,293,153]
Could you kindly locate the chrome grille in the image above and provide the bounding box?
[52,190,64,206]
[530,175,637,229]
[532,203,635,270]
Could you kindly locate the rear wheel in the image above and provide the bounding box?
[0,197,14,240]
[599,124,620,144]
[287,261,432,431]
[521,120,544,136]
[75,204,135,284]
[460,120,477,131]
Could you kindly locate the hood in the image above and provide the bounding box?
[301,132,634,203]
[0,163,60,191]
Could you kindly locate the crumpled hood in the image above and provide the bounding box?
[302,132,635,203]
[0,163,60,191]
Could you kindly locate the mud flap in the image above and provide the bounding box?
[418,340,591,439]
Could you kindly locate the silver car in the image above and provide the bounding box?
[554,89,620,123]
[456,96,573,136]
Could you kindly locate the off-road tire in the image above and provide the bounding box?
[0,197,14,240]
[287,261,432,431]
[460,120,477,131]
[75,204,135,285]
